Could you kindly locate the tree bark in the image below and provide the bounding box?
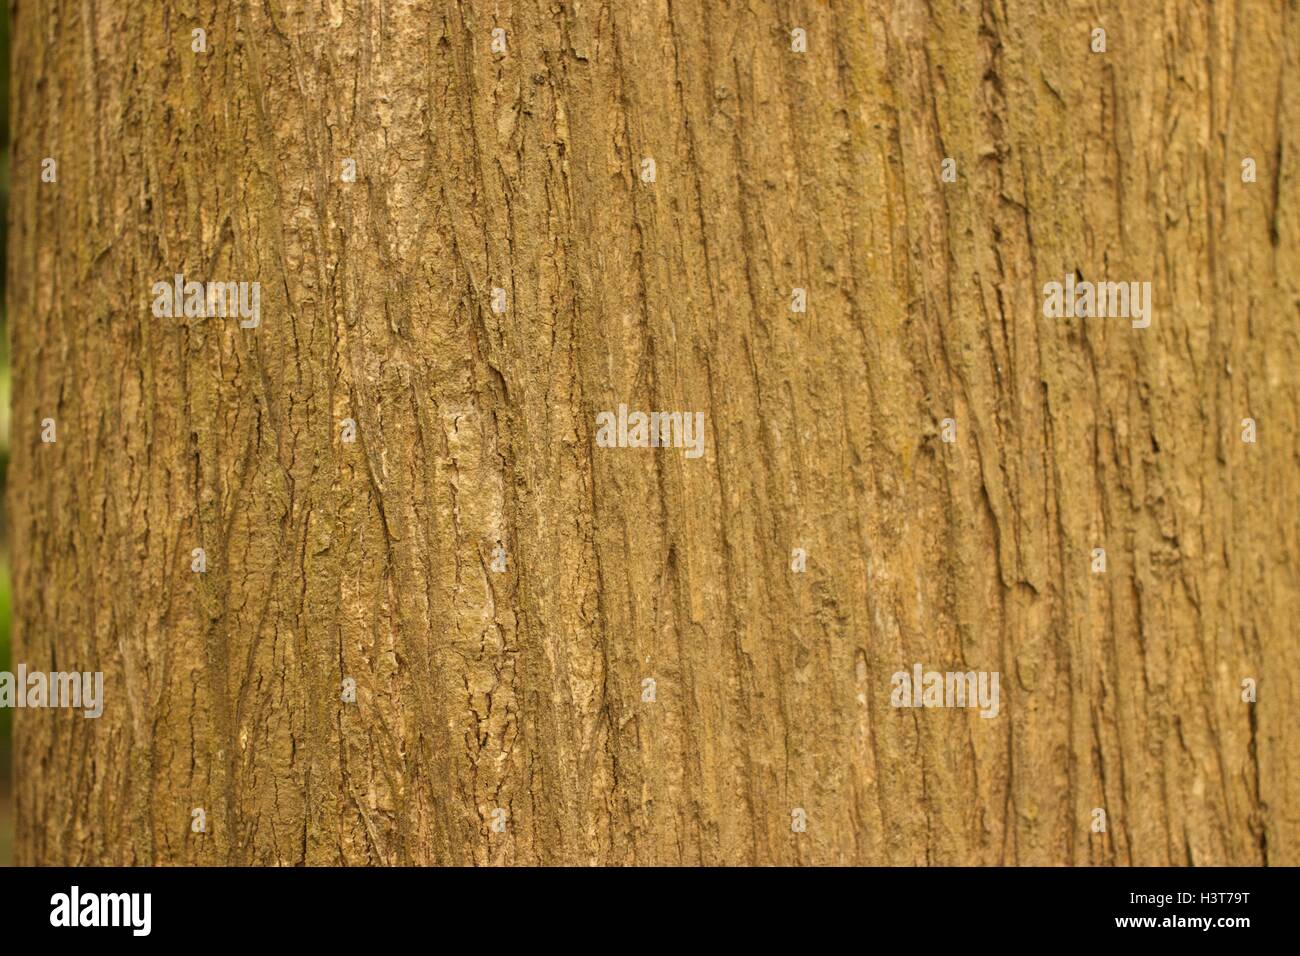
[7,0,1297,865]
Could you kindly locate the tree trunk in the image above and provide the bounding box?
[7,0,1297,865]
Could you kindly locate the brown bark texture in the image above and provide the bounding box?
[6,0,1298,865]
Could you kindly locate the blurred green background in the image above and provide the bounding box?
[1,0,13,867]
